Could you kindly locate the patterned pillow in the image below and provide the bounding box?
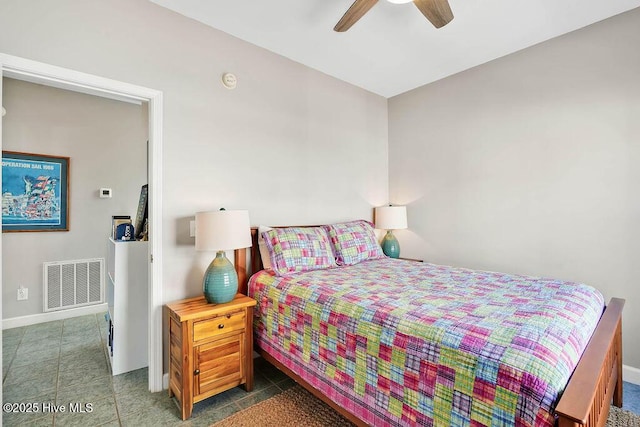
[262,227,337,276]
[324,220,384,266]
[257,225,274,270]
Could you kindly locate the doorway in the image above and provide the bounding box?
[0,53,164,392]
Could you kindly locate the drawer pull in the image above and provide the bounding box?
[194,369,200,376]
[193,310,245,341]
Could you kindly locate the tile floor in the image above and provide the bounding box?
[624,381,640,415]
[2,312,295,426]
[2,312,640,426]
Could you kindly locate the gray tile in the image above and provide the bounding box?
[21,328,62,346]
[59,347,107,372]
[275,376,297,391]
[13,344,60,367]
[60,341,105,358]
[189,402,240,427]
[3,343,18,366]
[96,420,121,427]
[2,313,291,427]
[623,381,640,415]
[2,411,54,427]
[26,320,63,331]
[63,314,99,328]
[252,371,275,390]
[57,377,114,405]
[120,413,181,427]
[16,337,60,357]
[21,324,63,343]
[3,327,25,341]
[116,392,176,425]
[235,385,283,410]
[62,326,100,340]
[189,386,246,412]
[115,388,162,419]
[2,390,55,426]
[24,415,55,426]
[3,360,59,386]
[2,332,24,349]
[53,396,119,427]
[2,372,58,402]
[58,365,111,389]
[60,331,101,348]
[112,368,148,395]
[98,326,109,341]
[254,358,289,383]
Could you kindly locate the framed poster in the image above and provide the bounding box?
[134,184,148,240]
[2,151,70,232]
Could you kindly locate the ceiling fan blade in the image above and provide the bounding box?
[413,0,454,28]
[334,0,379,32]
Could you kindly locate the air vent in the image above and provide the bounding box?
[43,258,104,312]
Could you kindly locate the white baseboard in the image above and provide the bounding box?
[624,364,640,385]
[2,303,108,330]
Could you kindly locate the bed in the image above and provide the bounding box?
[231,222,624,427]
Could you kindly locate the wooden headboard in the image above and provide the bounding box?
[235,227,261,295]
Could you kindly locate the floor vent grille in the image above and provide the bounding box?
[44,258,104,312]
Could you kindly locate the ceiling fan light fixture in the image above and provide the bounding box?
[334,0,453,32]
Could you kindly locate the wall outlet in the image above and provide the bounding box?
[17,287,28,301]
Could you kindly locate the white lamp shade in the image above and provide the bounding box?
[195,210,251,251]
[375,206,408,230]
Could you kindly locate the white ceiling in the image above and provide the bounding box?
[150,0,640,98]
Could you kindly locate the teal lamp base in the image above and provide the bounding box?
[381,230,400,258]
[203,251,238,304]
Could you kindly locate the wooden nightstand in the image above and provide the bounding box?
[166,294,257,420]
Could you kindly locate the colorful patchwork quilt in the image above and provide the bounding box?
[248,258,604,427]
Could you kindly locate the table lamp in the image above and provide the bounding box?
[195,209,251,304]
[375,205,408,258]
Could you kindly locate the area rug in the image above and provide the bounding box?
[212,385,640,427]
[607,406,640,427]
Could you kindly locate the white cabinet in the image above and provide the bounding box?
[106,238,148,375]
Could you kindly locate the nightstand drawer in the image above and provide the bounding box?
[193,310,245,341]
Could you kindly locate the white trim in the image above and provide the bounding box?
[2,303,108,330]
[623,364,640,386]
[163,373,169,390]
[0,53,164,392]
[148,91,164,392]
[0,56,153,103]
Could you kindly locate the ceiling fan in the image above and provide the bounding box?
[334,0,454,32]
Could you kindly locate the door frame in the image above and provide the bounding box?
[0,53,164,392]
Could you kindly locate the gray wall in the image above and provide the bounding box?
[389,9,640,369]
[0,0,389,308]
[2,78,147,318]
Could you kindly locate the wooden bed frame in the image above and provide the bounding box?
[233,228,625,427]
